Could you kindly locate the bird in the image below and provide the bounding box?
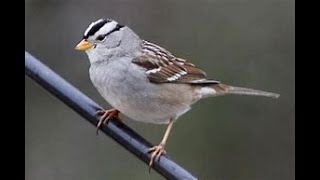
[75,18,279,169]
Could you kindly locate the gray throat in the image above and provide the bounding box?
[87,27,142,65]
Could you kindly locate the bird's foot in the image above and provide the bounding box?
[95,109,121,134]
[148,143,166,172]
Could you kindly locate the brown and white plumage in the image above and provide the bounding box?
[133,40,279,99]
[133,40,218,84]
[76,18,280,169]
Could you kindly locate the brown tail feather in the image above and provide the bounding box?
[212,83,280,98]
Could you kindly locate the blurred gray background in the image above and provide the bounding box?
[25,0,294,179]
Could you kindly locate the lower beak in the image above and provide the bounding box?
[75,39,94,51]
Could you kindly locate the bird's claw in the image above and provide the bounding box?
[148,144,166,172]
[95,109,121,135]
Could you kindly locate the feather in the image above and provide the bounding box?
[132,40,219,84]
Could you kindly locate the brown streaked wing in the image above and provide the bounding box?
[132,40,219,84]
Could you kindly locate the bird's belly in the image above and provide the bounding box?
[102,83,191,124]
[90,61,194,124]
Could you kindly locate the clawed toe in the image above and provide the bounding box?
[148,144,166,172]
[96,109,121,134]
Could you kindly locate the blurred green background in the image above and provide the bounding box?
[25,0,294,179]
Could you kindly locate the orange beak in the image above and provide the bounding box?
[75,39,94,51]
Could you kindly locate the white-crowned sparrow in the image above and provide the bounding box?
[75,18,279,168]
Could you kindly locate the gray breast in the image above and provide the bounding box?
[89,58,194,124]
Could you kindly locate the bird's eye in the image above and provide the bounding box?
[96,35,106,41]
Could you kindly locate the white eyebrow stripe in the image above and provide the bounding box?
[94,21,118,37]
[84,19,104,37]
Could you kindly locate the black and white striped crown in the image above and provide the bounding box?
[83,18,124,39]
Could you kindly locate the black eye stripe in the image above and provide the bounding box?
[96,34,107,41]
[106,24,124,36]
[95,24,125,41]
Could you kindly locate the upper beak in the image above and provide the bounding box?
[75,39,94,51]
